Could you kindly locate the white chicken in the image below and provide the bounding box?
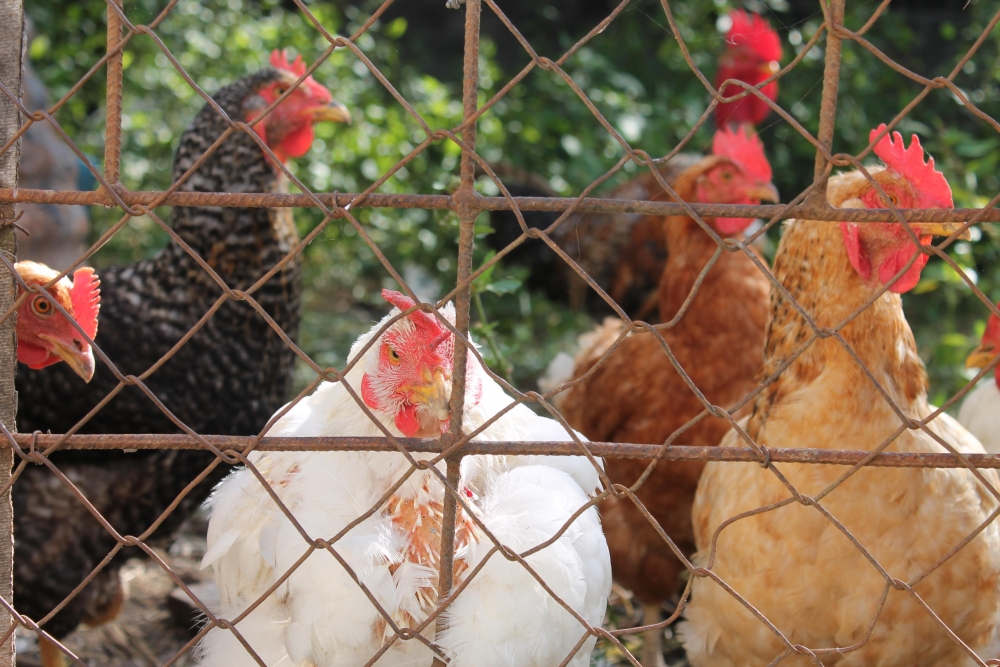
[194,289,611,667]
[959,305,1000,453]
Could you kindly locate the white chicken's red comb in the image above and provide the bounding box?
[725,9,783,63]
[70,266,100,340]
[870,124,952,208]
[382,289,447,339]
[713,123,772,183]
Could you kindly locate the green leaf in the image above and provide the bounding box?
[485,278,522,295]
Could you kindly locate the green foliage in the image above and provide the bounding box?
[25,0,1000,408]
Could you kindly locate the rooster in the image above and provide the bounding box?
[13,261,100,382]
[195,290,611,667]
[12,50,350,663]
[959,305,1000,453]
[554,124,775,667]
[715,10,782,129]
[681,126,1000,666]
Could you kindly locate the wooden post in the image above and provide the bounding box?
[0,1,22,665]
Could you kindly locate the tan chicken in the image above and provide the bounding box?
[681,126,1000,666]
[557,125,776,667]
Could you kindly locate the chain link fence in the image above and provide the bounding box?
[2,0,1000,665]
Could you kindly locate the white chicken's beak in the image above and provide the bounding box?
[402,368,452,422]
[38,333,95,382]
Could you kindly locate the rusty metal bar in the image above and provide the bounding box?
[10,434,1000,469]
[0,3,19,666]
[2,188,997,222]
[434,0,483,657]
[809,0,845,204]
[104,0,125,187]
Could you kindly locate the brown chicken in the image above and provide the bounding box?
[557,125,776,667]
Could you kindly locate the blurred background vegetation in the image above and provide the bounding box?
[23,0,1000,408]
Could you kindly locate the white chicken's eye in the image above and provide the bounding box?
[387,347,401,364]
[31,296,53,317]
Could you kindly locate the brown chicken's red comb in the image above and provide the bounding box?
[870,124,952,208]
[725,10,782,63]
[713,123,772,183]
[70,266,100,341]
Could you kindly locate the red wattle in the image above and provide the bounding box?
[839,222,871,280]
[878,237,930,294]
[280,124,315,160]
[715,216,754,235]
[18,342,57,370]
[395,404,421,437]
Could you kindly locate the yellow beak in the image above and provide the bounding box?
[311,100,351,125]
[401,368,451,421]
[39,334,95,383]
[746,182,780,204]
[966,342,998,371]
[913,222,972,240]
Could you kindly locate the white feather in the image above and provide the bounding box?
[958,377,1000,454]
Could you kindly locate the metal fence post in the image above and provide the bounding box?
[0,1,22,665]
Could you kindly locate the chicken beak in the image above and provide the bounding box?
[403,368,452,421]
[38,334,95,382]
[966,342,997,371]
[311,100,351,125]
[912,222,972,240]
[746,182,780,204]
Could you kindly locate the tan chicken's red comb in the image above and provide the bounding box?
[712,123,772,183]
[725,10,782,63]
[870,124,952,208]
[70,267,100,340]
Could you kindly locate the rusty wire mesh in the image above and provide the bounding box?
[2,0,1000,666]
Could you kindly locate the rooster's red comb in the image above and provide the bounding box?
[70,267,100,340]
[382,289,447,339]
[712,123,772,183]
[870,124,952,208]
[725,10,783,63]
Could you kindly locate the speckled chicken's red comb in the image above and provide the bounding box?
[269,49,332,103]
[725,10,782,63]
[70,267,100,340]
[870,124,952,208]
[382,289,448,339]
[713,123,772,183]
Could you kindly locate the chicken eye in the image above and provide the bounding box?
[274,85,287,97]
[721,170,733,181]
[31,296,53,317]
[387,347,401,364]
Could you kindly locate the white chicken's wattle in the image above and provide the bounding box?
[194,290,611,667]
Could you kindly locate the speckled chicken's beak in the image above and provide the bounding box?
[311,100,351,125]
[39,334,95,383]
[747,182,780,203]
[913,222,972,240]
[966,342,997,370]
[404,368,452,421]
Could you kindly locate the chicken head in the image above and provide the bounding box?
[696,123,779,235]
[715,10,782,128]
[14,260,100,382]
[361,289,482,437]
[246,49,351,165]
[835,124,966,294]
[966,306,1000,387]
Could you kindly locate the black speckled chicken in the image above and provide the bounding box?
[13,50,350,664]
